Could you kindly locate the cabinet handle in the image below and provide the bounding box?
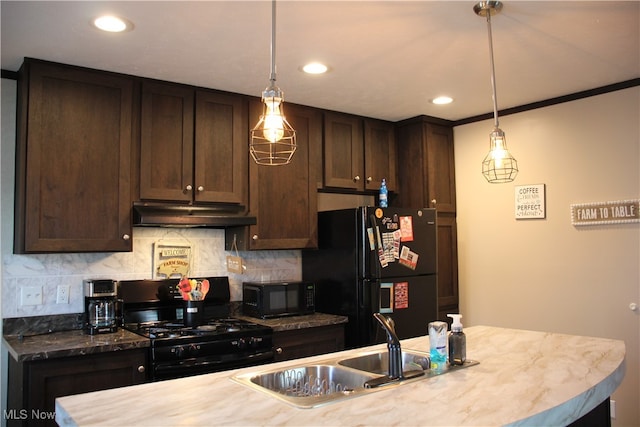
[122,234,130,241]
[353,175,361,182]
[431,199,437,206]
[275,347,283,355]
[197,186,204,192]
[137,365,145,373]
[185,184,193,191]
[252,235,259,241]
[366,176,373,183]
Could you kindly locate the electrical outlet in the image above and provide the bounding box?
[21,286,43,306]
[56,284,70,304]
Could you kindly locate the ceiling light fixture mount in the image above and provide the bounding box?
[474,1,518,183]
[250,0,296,166]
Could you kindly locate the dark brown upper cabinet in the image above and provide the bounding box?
[227,101,320,250]
[396,117,456,213]
[363,118,397,192]
[323,112,396,192]
[139,81,248,206]
[323,112,364,190]
[14,59,134,253]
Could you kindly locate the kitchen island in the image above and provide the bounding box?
[55,326,625,426]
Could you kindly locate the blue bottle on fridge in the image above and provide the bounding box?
[379,178,388,207]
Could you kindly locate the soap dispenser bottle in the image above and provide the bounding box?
[447,314,466,366]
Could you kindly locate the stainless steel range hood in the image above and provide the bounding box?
[133,203,256,228]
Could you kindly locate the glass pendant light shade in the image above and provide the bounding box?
[250,86,296,165]
[482,127,518,183]
[250,0,296,166]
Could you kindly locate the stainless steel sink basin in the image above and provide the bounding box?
[231,364,380,408]
[231,351,479,408]
[339,349,480,378]
[338,349,431,375]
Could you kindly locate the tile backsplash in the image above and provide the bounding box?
[2,227,301,318]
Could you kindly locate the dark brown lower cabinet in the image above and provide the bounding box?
[272,324,345,362]
[569,398,611,427]
[7,349,147,427]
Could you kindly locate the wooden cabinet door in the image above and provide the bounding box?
[140,81,194,202]
[246,101,320,250]
[323,112,364,190]
[436,213,459,319]
[396,119,456,212]
[194,90,248,205]
[8,350,147,427]
[14,60,133,253]
[364,118,397,192]
[425,123,456,213]
[273,325,345,362]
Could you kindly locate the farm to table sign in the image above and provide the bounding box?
[571,199,640,226]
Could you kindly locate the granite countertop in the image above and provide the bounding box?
[55,326,626,427]
[233,312,348,332]
[2,312,347,362]
[3,329,150,362]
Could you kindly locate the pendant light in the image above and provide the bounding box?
[250,0,296,166]
[474,1,518,183]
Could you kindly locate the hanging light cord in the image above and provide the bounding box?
[269,0,277,87]
[485,10,500,129]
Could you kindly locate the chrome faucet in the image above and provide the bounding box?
[373,313,402,379]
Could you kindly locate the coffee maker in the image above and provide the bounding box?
[84,279,118,335]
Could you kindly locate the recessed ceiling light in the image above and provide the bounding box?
[302,62,329,74]
[431,96,453,105]
[92,15,132,33]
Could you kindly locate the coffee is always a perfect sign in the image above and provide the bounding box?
[571,199,640,226]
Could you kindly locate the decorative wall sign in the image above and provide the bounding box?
[571,199,640,226]
[515,184,546,219]
[153,240,193,278]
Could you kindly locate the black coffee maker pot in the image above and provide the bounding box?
[84,279,118,335]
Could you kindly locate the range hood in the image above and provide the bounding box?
[133,203,256,228]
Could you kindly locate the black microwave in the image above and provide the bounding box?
[242,281,315,319]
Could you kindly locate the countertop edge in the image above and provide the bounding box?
[507,351,626,426]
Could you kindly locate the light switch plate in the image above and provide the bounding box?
[21,286,43,306]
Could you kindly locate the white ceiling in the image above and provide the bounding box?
[1,1,639,122]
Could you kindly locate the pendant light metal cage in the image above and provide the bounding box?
[249,0,296,166]
[482,128,518,183]
[250,87,296,166]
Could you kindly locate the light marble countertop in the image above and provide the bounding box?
[55,325,625,427]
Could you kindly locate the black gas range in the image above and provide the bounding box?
[119,277,273,381]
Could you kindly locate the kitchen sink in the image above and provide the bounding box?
[231,364,380,408]
[338,349,431,375]
[339,349,479,378]
[231,351,479,408]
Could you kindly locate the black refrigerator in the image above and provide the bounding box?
[302,206,438,349]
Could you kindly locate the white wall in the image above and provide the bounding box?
[454,87,640,427]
